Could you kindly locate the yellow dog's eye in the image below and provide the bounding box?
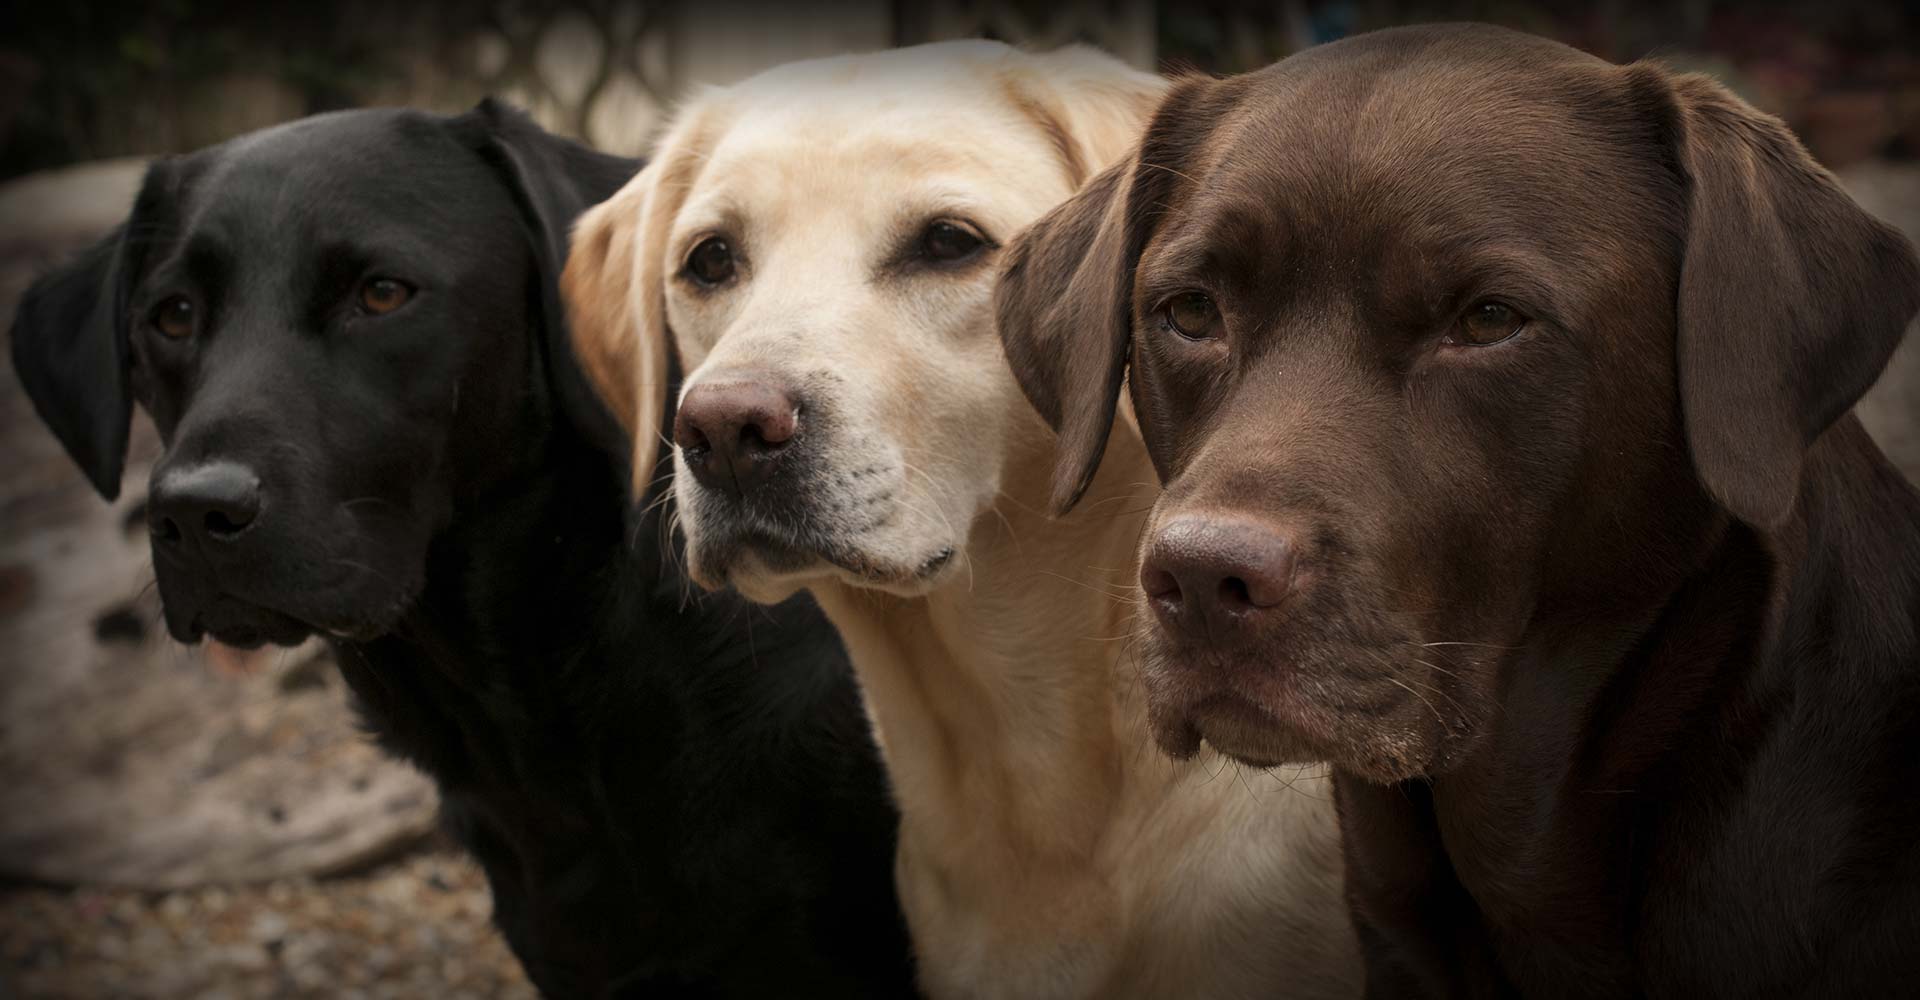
[152,296,195,339]
[1160,292,1220,341]
[1450,301,1527,347]
[921,220,986,263]
[686,237,736,286]
[359,278,413,315]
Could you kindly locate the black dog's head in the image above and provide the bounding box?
[11,102,636,648]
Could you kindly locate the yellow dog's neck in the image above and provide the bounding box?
[811,419,1357,998]
[812,420,1173,866]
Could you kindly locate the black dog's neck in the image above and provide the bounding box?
[359,304,682,674]
[325,388,678,791]
[406,427,633,653]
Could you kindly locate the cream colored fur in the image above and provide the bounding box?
[565,41,1361,999]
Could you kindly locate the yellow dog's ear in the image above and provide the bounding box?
[998,44,1168,192]
[564,184,653,478]
[563,104,719,499]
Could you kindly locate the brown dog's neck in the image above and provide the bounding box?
[1453,418,1919,799]
[1772,418,1920,657]
[1395,417,1920,992]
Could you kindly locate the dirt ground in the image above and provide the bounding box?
[0,843,533,999]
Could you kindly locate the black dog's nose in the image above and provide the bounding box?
[674,374,800,497]
[150,461,263,544]
[1142,515,1299,636]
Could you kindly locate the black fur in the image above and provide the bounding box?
[9,102,913,998]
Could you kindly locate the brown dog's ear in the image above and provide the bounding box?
[562,105,716,499]
[992,49,1168,515]
[995,159,1139,514]
[1663,71,1920,529]
[995,74,1227,514]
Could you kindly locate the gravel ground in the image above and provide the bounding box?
[0,843,533,999]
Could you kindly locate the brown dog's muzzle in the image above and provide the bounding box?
[1136,503,1348,771]
[1141,514,1302,636]
[1136,478,1491,782]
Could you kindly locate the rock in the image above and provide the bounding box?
[249,912,290,944]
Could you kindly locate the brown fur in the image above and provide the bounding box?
[997,24,1920,997]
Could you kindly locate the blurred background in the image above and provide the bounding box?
[1,1,1915,996]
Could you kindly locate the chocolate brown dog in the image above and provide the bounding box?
[996,24,1920,998]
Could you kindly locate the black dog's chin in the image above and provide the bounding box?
[160,583,416,650]
[166,600,314,649]
[151,527,429,650]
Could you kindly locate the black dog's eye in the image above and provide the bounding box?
[1448,301,1527,347]
[152,296,195,339]
[359,277,413,316]
[686,237,736,286]
[920,220,987,264]
[1160,292,1221,341]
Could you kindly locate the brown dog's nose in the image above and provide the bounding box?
[1141,515,1298,635]
[674,375,800,497]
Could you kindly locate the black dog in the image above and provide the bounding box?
[11,102,912,998]
[998,25,1920,998]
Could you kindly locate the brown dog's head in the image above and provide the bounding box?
[996,24,1920,780]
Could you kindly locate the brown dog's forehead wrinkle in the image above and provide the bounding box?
[1178,32,1668,302]
[1137,198,1298,313]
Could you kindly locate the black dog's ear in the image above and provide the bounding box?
[1658,69,1920,529]
[452,99,643,460]
[9,224,137,500]
[995,161,1139,514]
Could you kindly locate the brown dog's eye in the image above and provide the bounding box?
[1450,301,1527,347]
[686,237,736,286]
[921,220,987,264]
[1161,292,1221,341]
[359,278,413,315]
[152,296,196,339]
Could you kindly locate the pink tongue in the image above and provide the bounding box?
[204,640,268,677]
